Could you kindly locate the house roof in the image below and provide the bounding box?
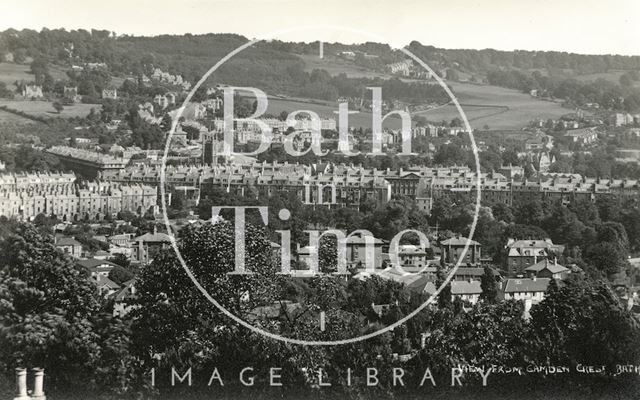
[134,231,172,243]
[94,274,121,290]
[506,239,565,257]
[77,258,119,271]
[398,245,427,255]
[440,236,480,246]
[454,267,498,277]
[114,279,136,301]
[378,265,427,286]
[109,233,132,241]
[55,237,82,247]
[406,276,437,295]
[451,280,482,295]
[93,235,108,243]
[524,259,569,274]
[346,235,385,245]
[507,239,553,249]
[564,127,597,137]
[504,278,550,293]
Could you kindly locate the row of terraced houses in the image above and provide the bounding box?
[0,173,157,221]
[99,162,640,211]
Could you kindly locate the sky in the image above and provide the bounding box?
[1,0,639,56]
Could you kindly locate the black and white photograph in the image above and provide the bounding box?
[0,1,639,399]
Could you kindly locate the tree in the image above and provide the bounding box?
[492,202,513,223]
[480,266,498,302]
[108,265,134,285]
[0,224,114,387]
[318,234,338,273]
[109,253,131,269]
[435,264,451,309]
[543,206,587,247]
[597,222,629,254]
[529,278,640,369]
[130,221,282,356]
[415,301,528,373]
[515,200,550,226]
[0,81,13,98]
[52,100,64,114]
[445,68,460,81]
[585,242,626,276]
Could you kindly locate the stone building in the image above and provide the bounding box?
[21,84,43,98]
[0,172,157,222]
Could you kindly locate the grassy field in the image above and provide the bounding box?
[298,54,391,79]
[265,97,416,130]
[0,100,99,119]
[293,54,571,130]
[0,62,34,89]
[0,62,122,89]
[413,81,571,130]
[264,81,570,131]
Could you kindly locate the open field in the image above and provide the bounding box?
[0,62,122,90]
[572,70,625,83]
[0,62,34,89]
[298,54,392,79]
[294,55,572,130]
[265,97,407,130]
[0,100,99,119]
[0,62,69,89]
[414,81,570,130]
[265,80,570,131]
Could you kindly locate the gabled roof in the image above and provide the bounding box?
[114,279,136,301]
[504,278,550,293]
[134,231,171,243]
[398,245,427,255]
[454,267,497,277]
[440,236,480,246]
[507,239,553,249]
[55,237,82,247]
[406,276,437,295]
[94,274,121,290]
[77,258,119,271]
[451,280,482,295]
[524,260,568,274]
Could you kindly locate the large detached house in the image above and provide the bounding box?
[77,258,119,278]
[133,229,171,264]
[505,238,564,276]
[55,236,83,258]
[440,236,482,266]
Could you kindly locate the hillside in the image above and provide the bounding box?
[1,29,640,130]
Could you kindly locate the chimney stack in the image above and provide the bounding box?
[32,368,46,400]
[14,368,29,400]
[12,368,44,400]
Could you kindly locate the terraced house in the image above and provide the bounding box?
[0,172,158,221]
